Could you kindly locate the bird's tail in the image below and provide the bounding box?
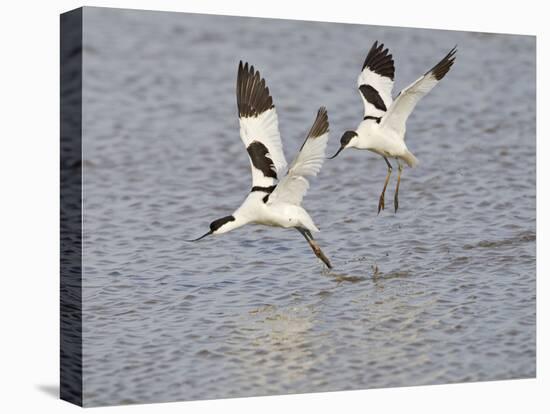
[299,208,320,233]
[402,150,419,168]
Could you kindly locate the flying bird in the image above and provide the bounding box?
[329,41,457,213]
[189,61,332,268]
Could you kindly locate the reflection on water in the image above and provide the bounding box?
[246,305,317,388]
[80,7,535,407]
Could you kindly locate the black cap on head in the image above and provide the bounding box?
[186,215,236,242]
[210,215,235,232]
[328,130,357,159]
[340,130,358,147]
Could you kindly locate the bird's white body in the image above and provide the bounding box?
[354,120,407,158]
[349,119,419,167]
[224,192,318,234]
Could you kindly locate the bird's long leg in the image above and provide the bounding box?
[394,161,403,213]
[378,157,393,214]
[296,228,332,269]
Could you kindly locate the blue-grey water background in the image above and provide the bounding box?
[80,7,536,407]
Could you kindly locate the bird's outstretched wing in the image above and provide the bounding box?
[357,41,395,123]
[237,61,287,188]
[268,107,329,206]
[381,47,457,136]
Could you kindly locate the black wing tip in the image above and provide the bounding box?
[307,106,329,139]
[429,46,458,81]
[362,40,395,80]
[237,60,275,118]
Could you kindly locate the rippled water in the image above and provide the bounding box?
[80,7,536,407]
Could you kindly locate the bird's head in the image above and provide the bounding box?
[187,215,236,241]
[328,130,358,159]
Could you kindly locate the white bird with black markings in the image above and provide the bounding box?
[329,41,457,213]
[188,61,332,268]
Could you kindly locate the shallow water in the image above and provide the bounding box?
[80,7,536,406]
